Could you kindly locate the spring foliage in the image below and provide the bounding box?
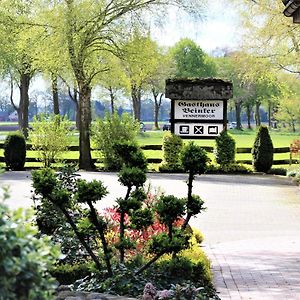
[29,114,72,168]
[92,113,140,171]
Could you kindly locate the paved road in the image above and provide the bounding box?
[1,171,300,299]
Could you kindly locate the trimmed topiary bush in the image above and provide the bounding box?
[215,130,235,166]
[159,132,183,172]
[252,126,274,173]
[4,132,26,170]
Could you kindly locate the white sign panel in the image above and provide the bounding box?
[174,100,223,120]
[174,123,224,137]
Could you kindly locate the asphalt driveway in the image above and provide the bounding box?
[1,171,300,299]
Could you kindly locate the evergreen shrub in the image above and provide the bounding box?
[4,132,26,170]
[159,132,183,172]
[215,130,235,166]
[252,126,274,172]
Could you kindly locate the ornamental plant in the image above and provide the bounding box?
[91,112,140,171]
[0,197,59,300]
[32,167,113,276]
[29,114,73,167]
[214,129,236,167]
[180,142,207,228]
[252,125,274,172]
[159,132,183,172]
[4,132,26,170]
[32,142,209,291]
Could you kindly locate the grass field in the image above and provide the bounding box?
[137,129,300,148]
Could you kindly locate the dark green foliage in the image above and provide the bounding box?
[4,132,26,170]
[215,130,236,166]
[156,195,186,226]
[32,168,58,198]
[130,209,154,230]
[118,167,147,187]
[187,195,205,216]
[252,126,274,172]
[50,262,94,285]
[76,180,108,203]
[148,230,191,254]
[159,133,184,172]
[180,142,208,175]
[113,142,148,172]
[268,167,287,176]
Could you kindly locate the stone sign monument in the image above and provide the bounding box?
[165,78,233,139]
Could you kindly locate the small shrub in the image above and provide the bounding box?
[180,142,208,175]
[50,262,94,285]
[214,130,235,166]
[159,132,184,172]
[0,201,59,300]
[252,126,274,173]
[206,163,252,174]
[268,168,287,176]
[4,132,26,170]
[29,114,72,167]
[91,112,140,171]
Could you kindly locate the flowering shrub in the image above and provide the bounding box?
[102,191,184,257]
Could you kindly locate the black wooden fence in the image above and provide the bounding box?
[0,143,298,165]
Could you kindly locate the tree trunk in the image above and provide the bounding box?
[108,86,115,114]
[255,101,261,127]
[268,102,271,128]
[235,101,242,130]
[78,82,94,170]
[68,86,80,129]
[52,74,60,115]
[131,84,141,121]
[246,105,252,129]
[153,91,163,130]
[19,73,30,138]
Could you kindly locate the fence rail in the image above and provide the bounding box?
[0,143,298,165]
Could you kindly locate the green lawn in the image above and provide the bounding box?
[138,129,300,148]
[1,128,299,170]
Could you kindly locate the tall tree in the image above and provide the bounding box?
[236,0,300,73]
[121,31,161,121]
[38,0,206,170]
[170,38,217,78]
[0,0,42,137]
[148,50,172,130]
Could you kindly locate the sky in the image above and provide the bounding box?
[151,1,241,53]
